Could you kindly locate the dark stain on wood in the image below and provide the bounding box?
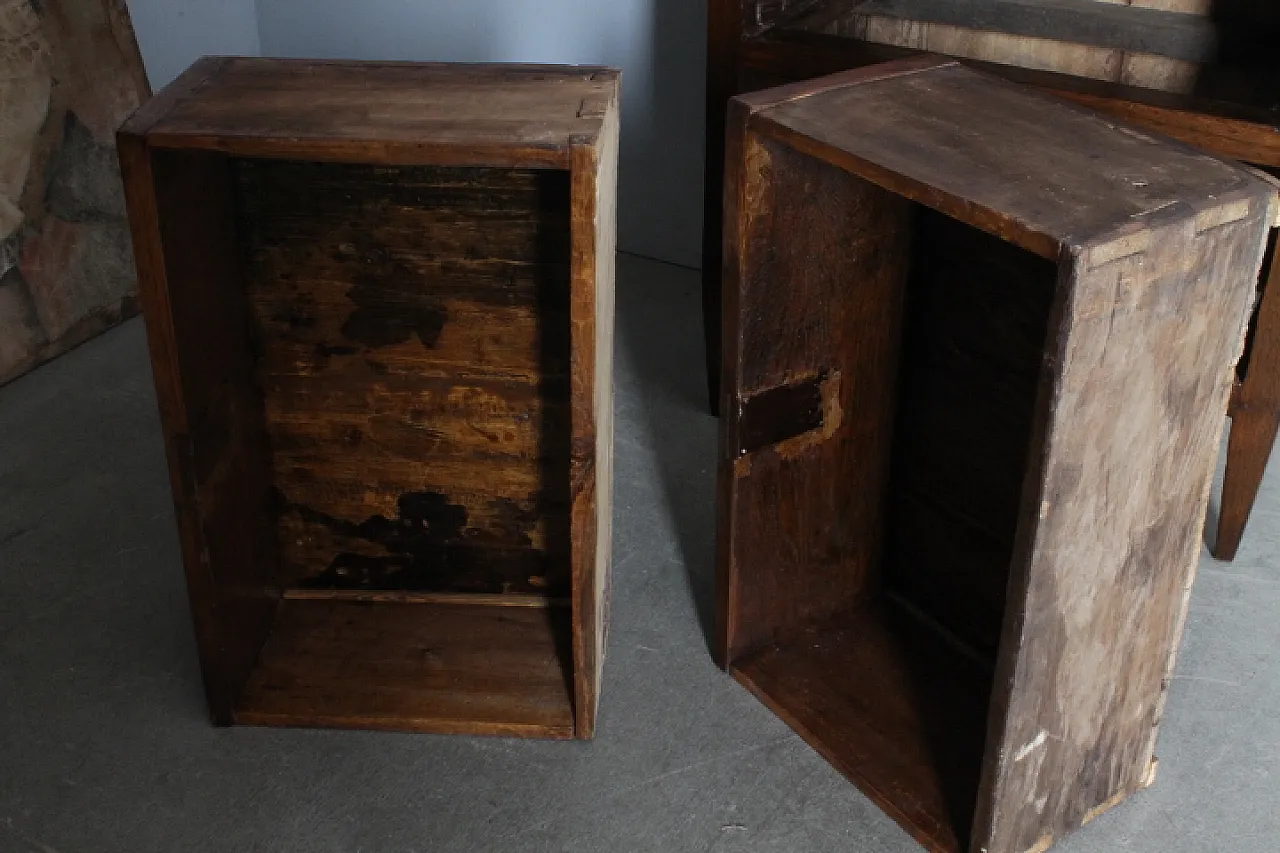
[331,242,449,349]
[737,370,827,454]
[339,280,447,349]
[283,488,553,594]
[233,157,575,595]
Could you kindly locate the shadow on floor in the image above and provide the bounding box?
[614,254,720,656]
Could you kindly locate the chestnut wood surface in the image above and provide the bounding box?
[235,158,574,597]
[118,58,619,738]
[123,57,619,168]
[237,600,576,737]
[718,60,1273,853]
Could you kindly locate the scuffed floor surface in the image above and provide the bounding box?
[1,254,1277,852]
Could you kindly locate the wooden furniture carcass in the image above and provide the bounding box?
[118,58,620,738]
[717,58,1274,853]
[703,3,1280,560]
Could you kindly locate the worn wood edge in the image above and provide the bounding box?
[715,98,757,669]
[596,89,621,727]
[142,133,575,169]
[116,134,237,724]
[969,246,1080,853]
[117,56,227,137]
[1076,184,1269,263]
[568,78,619,740]
[232,55,619,77]
[746,110,1062,259]
[232,710,577,739]
[1241,169,1280,225]
[1138,195,1271,785]
[567,102,612,737]
[729,663,956,853]
[739,34,1280,168]
[733,53,956,112]
[281,590,571,607]
[849,0,1219,63]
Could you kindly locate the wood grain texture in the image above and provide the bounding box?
[751,62,1258,257]
[119,59,619,737]
[734,604,993,853]
[235,158,573,597]
[975,195,1273,853]
[236,599,575,737]
[568,82,619,738]
[124,58,618,168]
[718,61,1275,853]
[735,33,1280,166]
[786,0,1205,92]
[848,0,1219,62]
[719,124,914,662]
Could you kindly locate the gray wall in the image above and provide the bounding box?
[126,0,261,89]
[124,0,706,269]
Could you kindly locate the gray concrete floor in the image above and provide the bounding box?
[1,253,1277,853]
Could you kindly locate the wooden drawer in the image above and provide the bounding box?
[716,57,1274,852]
[119,57,619,738]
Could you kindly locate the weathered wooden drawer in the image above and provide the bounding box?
[716,57,1274,852]
[118,58,619,739]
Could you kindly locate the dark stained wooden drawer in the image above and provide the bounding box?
[118,57,619,739]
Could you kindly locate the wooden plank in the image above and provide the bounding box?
[736,33,1280,166]
[733,603,993,853]
[236,158,574,597]
[137,59,617,166]
[856,17,1197,92]
[752,62,1258,257]
[974,198,1272,853]
[568,83,619,739]
[848,0,1218,62]
[783,1,1204,92]
[718,128,914,663]
[236,599,576,737]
